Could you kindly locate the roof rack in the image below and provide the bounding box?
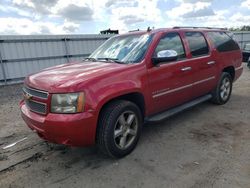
[129,26,154,33]
[173,26,227,30]
[129,29,140,32]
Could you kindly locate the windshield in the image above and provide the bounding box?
[89,34,152,63]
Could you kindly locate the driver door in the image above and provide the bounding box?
[147,32,194,114]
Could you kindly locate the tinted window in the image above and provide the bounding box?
[185,32,209,57]
[207,32,240,52]
[154,32,186,60]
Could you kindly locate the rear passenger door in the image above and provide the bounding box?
[183,31,217,98]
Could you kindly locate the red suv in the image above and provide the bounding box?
[20,27,243,158]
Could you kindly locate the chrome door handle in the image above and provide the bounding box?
[207,61,215,65]
[181,67,192,71]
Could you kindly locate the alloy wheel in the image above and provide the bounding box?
[114,111,138,150]
[220,77,231,101]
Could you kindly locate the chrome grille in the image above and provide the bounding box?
[23,87,48,99]
[23,86,48,115]
[25,100,47,114]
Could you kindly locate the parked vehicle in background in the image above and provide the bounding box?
[20,27,243,158]
[243,43,250,62]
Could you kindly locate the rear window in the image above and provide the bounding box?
[207,32,240,52]
[185,32,209,57]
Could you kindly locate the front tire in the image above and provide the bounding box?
[96,100,142,158]
[211,72,232,105]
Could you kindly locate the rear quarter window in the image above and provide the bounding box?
[207,32,240,52]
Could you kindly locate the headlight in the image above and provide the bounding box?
[51,92,84,114]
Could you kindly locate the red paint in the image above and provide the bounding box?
[20,28,243,146]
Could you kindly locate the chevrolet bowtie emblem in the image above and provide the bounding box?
[23,93,33,100]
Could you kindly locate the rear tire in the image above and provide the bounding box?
[96,100,142,158]
[211,72,232,105]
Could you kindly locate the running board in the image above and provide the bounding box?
[145,94,212,123]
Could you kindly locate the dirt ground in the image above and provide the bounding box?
[0,64,250,188]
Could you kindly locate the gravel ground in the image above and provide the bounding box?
[0,64,250,188]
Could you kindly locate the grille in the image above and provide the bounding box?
[25,99,47,114]
[23,87,48,99]
[23,86,48,114]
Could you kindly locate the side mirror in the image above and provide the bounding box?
[152,50,178,65]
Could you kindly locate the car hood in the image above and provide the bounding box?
[25,61,127,92]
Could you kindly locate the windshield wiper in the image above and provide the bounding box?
[97,57,125,64]
[83,57,97,62]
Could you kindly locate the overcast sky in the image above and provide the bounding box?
[0,0,250,35]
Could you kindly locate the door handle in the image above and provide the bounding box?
[207,61,215,65]
[181,67,192,71]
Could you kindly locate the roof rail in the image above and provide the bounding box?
[129,29,140,32]
[173,26,227,30]
[129,27,153,33]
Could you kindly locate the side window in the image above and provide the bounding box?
[185,32,209,57]
[154,32,186,60]
[207,32,240,52]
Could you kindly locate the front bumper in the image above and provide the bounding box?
[20,100,97,147]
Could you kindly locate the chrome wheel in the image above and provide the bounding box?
[220,77,231,101]
[114,111,138,150]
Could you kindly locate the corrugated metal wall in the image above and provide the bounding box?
[0,34,112,85]
[0,32,250,85]
[233,31,250,49]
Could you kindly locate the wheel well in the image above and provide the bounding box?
[99,92,145,118]
[223,66,235,80]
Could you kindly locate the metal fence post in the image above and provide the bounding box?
[64,38,70,63]
[0,44,7,85]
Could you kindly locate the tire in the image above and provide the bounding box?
[211,72,232,105]
[96,100,143,158]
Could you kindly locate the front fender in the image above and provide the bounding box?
[86,80,143,113]
[81,62,148,118]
